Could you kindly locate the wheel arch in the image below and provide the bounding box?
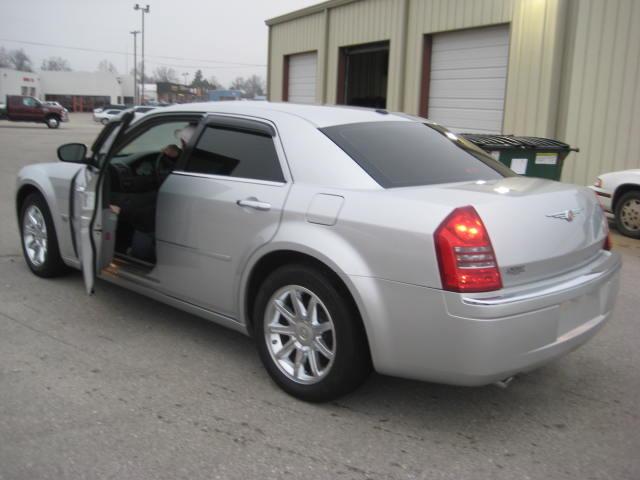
[612,183,640,211]
[241,247,373,361]
[15,174,69,262]
[15,182,53,224]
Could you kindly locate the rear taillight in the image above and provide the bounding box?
[434,206,502,292]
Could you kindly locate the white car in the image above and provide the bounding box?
[92,109,124,125]
[591,169,640,238]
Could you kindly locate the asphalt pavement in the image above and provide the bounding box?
[0,114,639,480]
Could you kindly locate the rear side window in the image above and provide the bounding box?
[185,126,284,182]
[321,121,514,188]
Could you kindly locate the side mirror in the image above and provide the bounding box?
[57,143,88,163]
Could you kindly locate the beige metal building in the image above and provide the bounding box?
[266,0,640,186]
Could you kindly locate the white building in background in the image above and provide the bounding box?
[0,68,137,111]
[39,72,136,111]
[0,68,40,99]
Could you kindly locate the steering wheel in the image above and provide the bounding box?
[154,150,177,186]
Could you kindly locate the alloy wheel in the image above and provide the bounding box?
[264,285,336,385]
[23,205,48,267]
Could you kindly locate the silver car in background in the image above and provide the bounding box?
[15,103,620,401]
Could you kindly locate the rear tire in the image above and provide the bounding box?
[46,116,60,129]
[614,190,640,239]
[254,264,371,402]
[19,192,68,277]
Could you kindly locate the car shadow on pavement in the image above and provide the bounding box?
[32,265,622,447]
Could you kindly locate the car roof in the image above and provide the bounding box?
[152,101,417,128]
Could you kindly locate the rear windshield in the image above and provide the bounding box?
[321,121,514,188]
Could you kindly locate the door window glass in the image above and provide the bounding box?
[185,126,284,182]
[22,97,38,107]
[117,121,190,157]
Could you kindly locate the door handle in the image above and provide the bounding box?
[237,198,271,211]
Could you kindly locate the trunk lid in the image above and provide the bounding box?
[396,177,608,288]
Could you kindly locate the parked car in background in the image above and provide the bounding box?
[15,102,620,402]
[1,95,68,128]
[92,109,125,125]
[42,101,68,113]
[132,106,157,114]
[93,104,127,114]
[591,169,640,238]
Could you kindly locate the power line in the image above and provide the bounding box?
[0,37,267,68]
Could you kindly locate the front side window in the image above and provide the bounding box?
[117,121,190,157]
[22,97,38,107]
[185,126,284,182]
[321,121,514,188]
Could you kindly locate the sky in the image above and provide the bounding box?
[0,0,323,87]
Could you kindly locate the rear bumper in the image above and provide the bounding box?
[351,250,621,386]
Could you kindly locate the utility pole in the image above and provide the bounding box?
[182,72,189,85]
[134,4,150,104]
[130,30,140,104]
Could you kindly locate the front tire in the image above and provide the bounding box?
[101,118,109,125]
[614,190,640,239]
[254,264,371,402]
[19,192,68,277]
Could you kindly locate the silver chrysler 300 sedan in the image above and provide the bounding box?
[15,102,621,401]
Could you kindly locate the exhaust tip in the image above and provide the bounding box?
[493,376,515,389]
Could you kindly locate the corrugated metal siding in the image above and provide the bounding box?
[269,12,324,102]
[325,0,405,107]
[558,0,640,185]
[268,0,640,185]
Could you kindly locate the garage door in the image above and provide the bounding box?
[428,25,509,134]
[287,52,317,104]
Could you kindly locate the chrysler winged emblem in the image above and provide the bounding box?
[546,208,583,222]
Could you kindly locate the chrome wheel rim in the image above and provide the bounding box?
[620,198,640,231]
[48,118,58,127]
[23,205,48,267]
[264,285,336,385]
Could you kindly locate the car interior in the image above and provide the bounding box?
[104,119,197,267]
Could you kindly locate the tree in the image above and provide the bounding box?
[153,66,178,83]
[191,69,206,88]
[8,48,33,72]
[229,75,265,98]
[0,47,11,68]
[243,74,266,98]
[229,76,245,92]
[97,59,118,74]
[207,76,222,90]
[41,56,72,71]
[129,62,154,84]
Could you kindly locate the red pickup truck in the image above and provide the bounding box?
[0,95,68,128]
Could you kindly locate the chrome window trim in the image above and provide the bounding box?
[171,170,287,187]
[191,112,293,184]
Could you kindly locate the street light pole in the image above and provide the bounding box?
[130,30,140,105]
[134,4,150,104]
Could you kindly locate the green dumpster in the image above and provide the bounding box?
[460,134,578,181]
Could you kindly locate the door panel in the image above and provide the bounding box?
[154,173,289,316]
[71,166,102,294]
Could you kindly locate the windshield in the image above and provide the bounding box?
[321,121,514,188]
